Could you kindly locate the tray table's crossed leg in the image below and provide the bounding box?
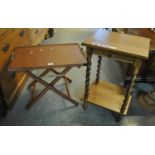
[28,69,51,100]
[26,67,79,110]
[50,68,72,83]
[64,76,71,97]
[32,81,36,99]
[28,68,72,90]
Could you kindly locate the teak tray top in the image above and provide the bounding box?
[82,29,150,59]
[9,43,87,71]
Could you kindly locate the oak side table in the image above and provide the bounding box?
[82,29,150,121]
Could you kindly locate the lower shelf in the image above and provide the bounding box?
[86,80,131,115]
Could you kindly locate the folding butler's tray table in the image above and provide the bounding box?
[9,43,87,109]
[82,29,150,121]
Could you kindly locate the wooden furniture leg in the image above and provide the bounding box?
[28,69,51,88]
[48,28,54,38]
[83,47,93,110]
[28,68,72,88]
[26,70,79,109]
[111,112,122,122]
[124,64,132,87]
[26,67,72,109]
[117,59,142,121]
[96,55,102,84]
[49,68,72,83]
[26,67,78,109]
[64,76,71,97]
[32,81,36,99]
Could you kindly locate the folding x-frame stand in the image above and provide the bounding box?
[26,67,79,110]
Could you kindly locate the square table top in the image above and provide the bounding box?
[116,28,155,51]
[82,29,150,59]
[9,43,87,71]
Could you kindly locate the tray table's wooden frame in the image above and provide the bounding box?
[9,43,87,110]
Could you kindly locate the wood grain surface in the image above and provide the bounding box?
[9,43,87,71]
[82,29,150,59]
[118,28,155,51]
[87,80,131,115]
